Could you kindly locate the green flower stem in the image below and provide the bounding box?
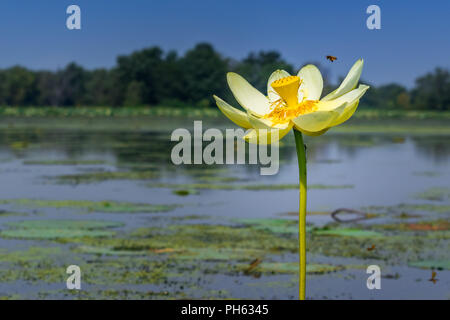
[294,129,307,300]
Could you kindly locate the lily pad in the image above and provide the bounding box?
[177,248,264,261]
[244,262,343,274]
[236,218,309,234]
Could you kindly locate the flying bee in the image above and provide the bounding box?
[428,271,438,284]
[326,55,337,62]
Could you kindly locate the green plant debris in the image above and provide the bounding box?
[6,220,124,230]
[235,218,308,234]
[176,248,264,261]
[365,203,450,214]
[72,224,298,259]
[149,183,354,191]
[0,228,116,240]
[242,262,343,275]
[51,171,159,183]
[414,187,450,201]
[0,219,122,239]
[171,214,209,221]
[172,189,199,196]
[0,199,178,213]
[408,260,450,270]
[195,176,243,183]
[376,220,450,231]
[24,159,106,165]
[0,210,27,217]
[313,228,384,238]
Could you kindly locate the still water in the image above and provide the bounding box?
[0,121,448,299]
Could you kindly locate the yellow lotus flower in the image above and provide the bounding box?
[213,59,369,143]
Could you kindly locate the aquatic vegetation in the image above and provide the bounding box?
[236,218,307,234]
[149,183,354,191]
[172,189,199,196]
[0,199,178,213]
[312,228,384,238]
[195,176,243,183]
[0,228,116,240]
[414,187,450,201]
[75,245,180,256]
[366,203,450,215]
[241,262,344,275]
[0,210,27,217]
[51,171,159,184]
[0,220,122,239]
[376,220,450,232]
[23,159,106,165]
[171,214,208,221]
[408,260,450,270]
[68,224,298,259]
[0,106,448,122]
[6,219,124,230]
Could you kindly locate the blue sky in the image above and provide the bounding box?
[0,0,448,87]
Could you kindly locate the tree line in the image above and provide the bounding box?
[0,43,448,110]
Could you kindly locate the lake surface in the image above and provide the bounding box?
[0,118,448,299]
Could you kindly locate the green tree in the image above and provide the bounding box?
[233,51,294,93]
[116,47,165,105]
[179,43,228,106]
[84,69,114,106]
[411,68,450,110]
[57,63,87,106]
[0,66,37,106]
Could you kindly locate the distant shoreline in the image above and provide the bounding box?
[0,107,448,135]
[0,107,448,121]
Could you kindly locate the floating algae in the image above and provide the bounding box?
[0,199,178,214]
[312,228,384,238]
[413,187,450,201]
[24,159,106,166]
[172,189,199,196]
[240,262,344,275]
[376,220,450,231]
[235,218,309,234]
[149,183,354,191]
[0,229,116,240]
[0,220,123,239]
[5,220,124,230]
[408,260,450,270]
[51,171,159,184]
[365,203,450,214]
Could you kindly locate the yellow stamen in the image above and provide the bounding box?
[266,75,318,125]
[271,75,301,108]
[265,100,318,124]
